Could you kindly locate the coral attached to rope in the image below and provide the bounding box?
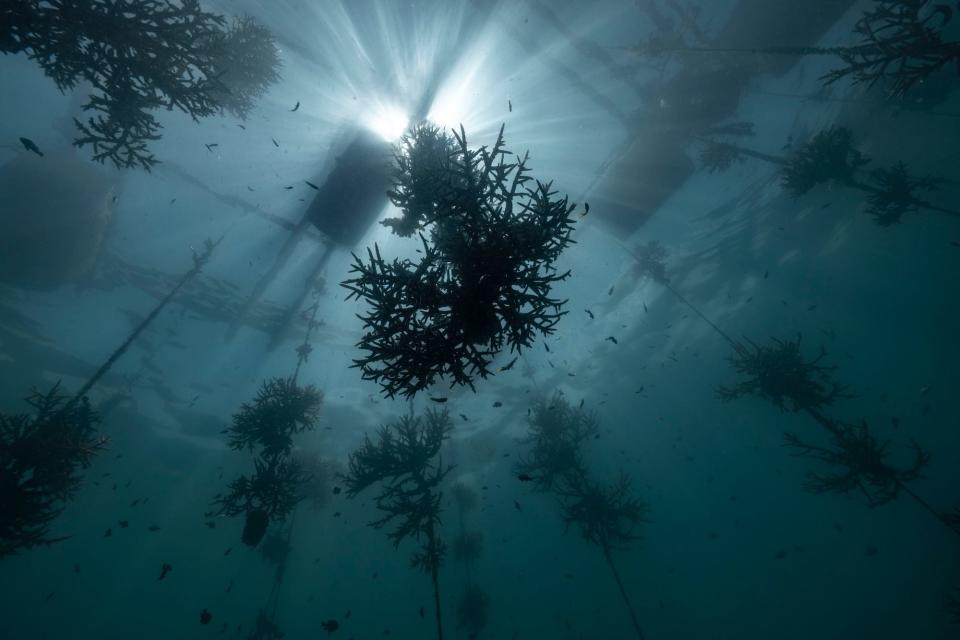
[342,122,579,399]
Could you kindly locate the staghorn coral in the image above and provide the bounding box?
[1,1,280,169]
[717,334,852,413]
[515,393,598,494]
[344,408,453,639]
[784,418,928,507]
[822,0,960,97]
[382,122,457,237]
[342,123,579,399]
[780,127,870,198]
[518,393,649,639]
[558,472,651,551]
[204,15,281,120]
[864,161,943,225]
[628,1,960,97]
[227,378,322,459]
[0,385,107,556]
[214,455,307,546]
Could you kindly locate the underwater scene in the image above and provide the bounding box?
[2,1,960,638]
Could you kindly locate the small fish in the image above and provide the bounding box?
[226,579,233,593]
[305,180,319,190]
[562,572,575,580]
[333,511,341,518]
[104,528,112,538]
[111,195,118,204]
[892,416,901,430]
[774,549,788,560]
[508,99,512,112]
[578,399,584,409]
[517,473,534,482]
[118,520,129,528]
[544,342,550,352]
[237,124,246,130]
[498,357,518,372]
[321,619,339,633]
[763,270,769,279]
[605,336,618,344]
[513,499,521,511]
[607,286,614,296]
[169,198,176,205]
[73,564,80,574]
[158,563,172,580]
[821,202,832,209]
[200,609,212,625]
[492,401,503,408]
[950,240,960,248]
[429,396,448,403]
[224,547,232,556]
[920,386,931,396]
[419,606,425,619]
[271,138,279,147]
[205,521,216,529]
[581,202,590,217]
[807,305,817,311]
[459,413,468,421]
[634,386,644,394]
[584,309,594,319]
[284,185,294,190]
[643,302,648,313]
[44,591,54,602]
[290,101,300,112]
[332,486,342,495]
[864,545,879,557]
[204,143,219,152]
[19,137,43,156]
[147,524,160,532]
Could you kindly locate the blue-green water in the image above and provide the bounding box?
[2,1,959,639]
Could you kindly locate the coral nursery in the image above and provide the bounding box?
[1,1,959,639]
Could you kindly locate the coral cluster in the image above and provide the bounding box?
[0,385,107,556]
[344,408,453,639]
[780,127,870,198]
[784,417,929,507]
[215,378,322,546]
[2,0,280,169]
[343,123,579,399]
[717,335,851,413]
[822,0,960,96]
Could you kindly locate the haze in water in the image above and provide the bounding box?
[1,1,959,639]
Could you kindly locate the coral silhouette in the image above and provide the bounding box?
[344,408,453,639]
[0,386,106,556]
[342,123,580,398]
[717,334,852,413]
[2,1,280,169]
[784,418,928,507]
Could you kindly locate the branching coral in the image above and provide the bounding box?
[204,15,281,120]
[0,385,107,556]
[784,418,928,507]
[515,393,598,493]
[344,408,453,639]
[781,127,871,198]
[558,473,650,551]
[864,161,943,225]
[215,456,307,546]
[342,123,579,399]
[215,378,321,546]
[717,334,852,413]
[382,123,457,237]
[227,378,322,458]
[2,1,280,169]
[518,393,648,639]
[822,0,960,97]
[628,1,960,97]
